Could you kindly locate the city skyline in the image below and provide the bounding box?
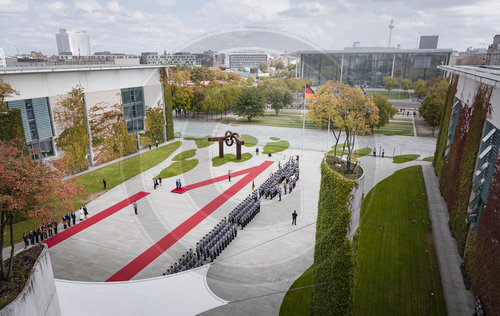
[1,0,499,55]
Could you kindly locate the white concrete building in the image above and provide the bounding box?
[0,65,166,165]
[229,53,268,69]
[56,29,92,56]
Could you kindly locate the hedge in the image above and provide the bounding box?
[433,74,458,178]
[310,159,357,315]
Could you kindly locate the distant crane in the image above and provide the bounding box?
[388,17,394,48]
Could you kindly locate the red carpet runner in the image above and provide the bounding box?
[44,191,150,248]
[106,160,274,282]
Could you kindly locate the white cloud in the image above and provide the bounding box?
[74,0,102,13]
[107,1,120,12]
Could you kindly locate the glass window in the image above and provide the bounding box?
[121,87,145,134]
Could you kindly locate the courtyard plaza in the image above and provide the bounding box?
[4,121,452,315]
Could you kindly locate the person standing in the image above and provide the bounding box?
[176,178,179,191]
[79,209,85,221]
[83,205,88,219]
[372,148,377,157]
[155,139,159,148]
[133,200,138,215]
[252,180,255,191]
[148,142,152,150]
[292,210,298,225]
[23,232,29,248]
[228,170,231,182]
[153,177,158,190]
[278,187,282,201]
[29,230,35,245]
[71,211,76,225]
[103,178,107,190]
[52,219,58,235]
[62,215,67,230]
[382,149,385,158]
[47,222,53,237]
[256,147,259,155]
[178,179,182,190]
[66,213,72,227]
[159,176,162,186]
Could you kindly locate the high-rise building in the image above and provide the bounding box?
[486,34,500,65]
[419,35,439,49]
[0,48,6,68]
[55,29,91,56]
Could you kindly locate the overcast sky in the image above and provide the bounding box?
[1,0,499,56]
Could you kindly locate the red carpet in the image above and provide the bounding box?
[44,191,150,249]
[106,160,273,282]
[170,187,188,194]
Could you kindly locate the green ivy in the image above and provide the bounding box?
[310,160,357,316]
[164,84,175,140]
[141,106,165,146]
[434,74,458,178]
[450,83,492,255]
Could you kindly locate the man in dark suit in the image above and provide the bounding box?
[292,210,298,225]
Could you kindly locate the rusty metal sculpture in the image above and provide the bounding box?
[208,131,245,160]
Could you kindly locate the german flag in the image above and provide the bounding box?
[305,85,316,99]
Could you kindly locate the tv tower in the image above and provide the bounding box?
[388,17,394,48]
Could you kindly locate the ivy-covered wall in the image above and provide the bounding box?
[140,106,166,146]
[464,154,500,316]
[0,108,25,144]
[310,160,357,316]
[433,74,458,177]
[164,84,175,140]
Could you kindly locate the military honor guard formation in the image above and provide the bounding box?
[165,157,300,275]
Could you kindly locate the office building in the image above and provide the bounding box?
[300,48,452,87]
[56,29,92,56]
[0,65,165,165]
[419,35,439,49]
[229,53,268,69]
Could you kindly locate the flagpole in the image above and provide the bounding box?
[301,86,305,157]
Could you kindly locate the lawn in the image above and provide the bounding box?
[270,137,280,141]
[279,265,313,316]
[159,159,199,178]
[263,140,290,153]
[353,165,446,316]
[375,117,414,136]
[365,89,410,100]
[393,154,420,163]
[184,136,214,148]
[327,146,372,158]
[6,141,182,245]
[172,149,197,161]
[212,153,253,167]
[423,156,434,162]
[241,134,258,147]
[231,114,318,129]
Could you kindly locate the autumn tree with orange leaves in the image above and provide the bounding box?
[0,140,82,280]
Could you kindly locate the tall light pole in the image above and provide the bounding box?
[388,17,394,48]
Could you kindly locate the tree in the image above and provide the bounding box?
[191,67,215,84]
[266,87,293,115]
[233,87,265,122]
[0,80,19,111]
[163,84,175,140]
[413,79,427,98]
[0,140,82,280]
[427,78,449,98]
[383,76,399,96]
[419,92,443,136]
[246,76,255,86]
[172,87,194,113]
[372,94,397,129]
[89,102,137,164]
[275,61,285,69]
[53,86,90,174]
[308,81,379,172]
[141,105,165,146]
[259,61,269,73]
[400,79,413,94]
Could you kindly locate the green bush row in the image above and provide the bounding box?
[310,160,357,315]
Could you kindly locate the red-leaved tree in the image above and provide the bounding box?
[0,140,82,280]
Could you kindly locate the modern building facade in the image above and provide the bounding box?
[142,52,196,66]
[486,34,500,65]
[229,53,268,69]
[0,65,165,165]
[419,35,439,49]
[436,64,500,315]
[56,29,92,56]
[300,48,452,87]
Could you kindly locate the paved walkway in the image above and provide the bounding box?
[422,165,474,316]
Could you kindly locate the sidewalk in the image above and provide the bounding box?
[422,165,474,316]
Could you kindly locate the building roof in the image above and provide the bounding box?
[0,64,168,75]
[298,48,453,54]
[438,65,500,88]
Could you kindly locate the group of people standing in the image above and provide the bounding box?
[175,178,182,191]
[22,205,89,248]
[153,176,162,190]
